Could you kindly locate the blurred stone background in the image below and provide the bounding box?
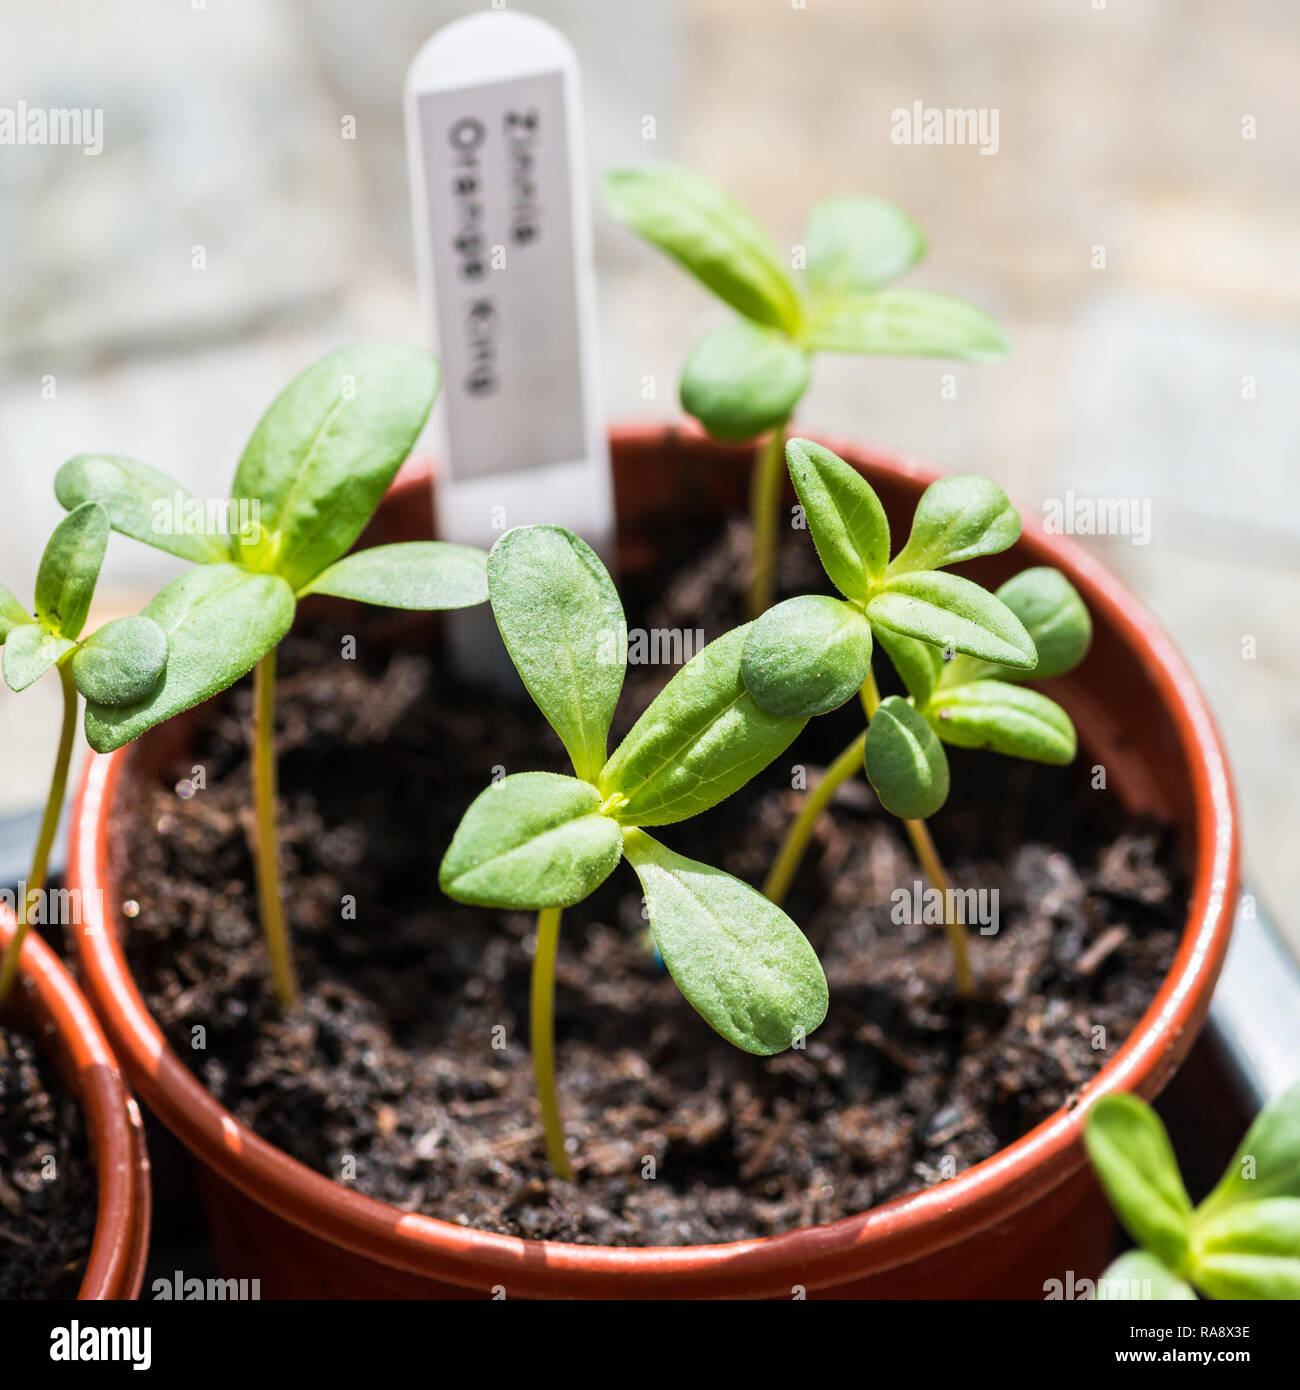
[1,0,1295,943]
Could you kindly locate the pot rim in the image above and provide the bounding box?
[68,424,1237,1298]
[0,906,150,1299]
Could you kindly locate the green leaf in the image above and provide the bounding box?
[439,772,622,911]
[873,623,944,706]
[83,563,294,753]
[71,616,167,706]
[600,625,805,827]
[300,541,487,609]
[862,695,949,818]
[1084,1093,1194,1274]
[786,438,890,599]
[1198,1081,1300,1217]
[1095,1251,1198,1302]
[1191,1198,1300,1300]
[803,195,926,296]
[34,502,109,640]
[0,584,34,643]
[679,322,809,441]
[603,166,802,333]
[741,595,872,718]
[925,680,1076,764]
[622,829,827,1055]
[868,570,1036,669]
[890,475,1021,574]
[982,567,1091,682]
[488,526,625,784]
[55,454,232,565]
[230,342,439,591]
[2,624,74,693]
[804,288,1010,360]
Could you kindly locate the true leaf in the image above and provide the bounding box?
[925,680,1076,764]
[862,695,949,818]
[786,438,890,598]
[55,454,232,565]
[230,342,439,591]
[603,166,802,333]
[0,584,34,643]
[1095,1251,1197,1302]
[83,563,294,753]
[868,570,1036,669]
[1191,1198,1300,1301]
[1198,1081,1300,1217]
[2,624,74,693]
[71,616,167,706]
[300,541,487,609]
[34,502,109,640]
[890,475,1021,573]
[803,195,926,296]
[1084,1093,1194,1275]
[873,622,944,706]
[805,288,1010,361]
[622,829,828,1055]
[741,595,871,719]
[679,322,809,441]
[488,526,625,785]
[600,625,805,827]
[439,772,622,911]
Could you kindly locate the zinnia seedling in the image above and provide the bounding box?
[740,438,1090,996]
[439,524,828,1179]
[55,343,489,1011]
[0,503,168,1007]
[603,166,1009,617]
[1085,1083,1300,1300]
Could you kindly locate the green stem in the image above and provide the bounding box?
[531,905,573,1179]
[0,662,78,1010]
[746,423,788,621]
[252,651,298,1012]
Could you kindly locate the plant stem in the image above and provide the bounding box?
[252,651,298,1012]
[746,423,788,620]
[531,905,573,1179]
[0,662,78,1010]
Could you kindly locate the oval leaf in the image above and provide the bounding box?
[35,502,109,640]
[868,570,1036,669]
[488,526,625,784]
[3,624,74,694]
[0,584,34,643]
[679,322,809,442]
[71,616,167,706]
[622,829,827,1055]
[55,454,232,565]
[804,194,926,296]
[1096,1251,1198,1302]
[805,288,1010,360]
[890,475,1022,574]
[1191,1198,1300,1301]
[600,625,805,827]
[83,563,295,753]
[230,342,439,590]
[786,438,890,599]
[301,541,487,610]
[992,567,1092,680]
[741,595,871,718]
[1084,1093,1194,1274]
[873,622,944,706]
[862,694,949,818]
[439,772,622,911]
[925,680,1076,765]
[1198,1081,1300,1217]
[603,166,802,333]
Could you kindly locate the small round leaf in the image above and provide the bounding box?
[71,616,168,706]
[741,595,872,718]
[679,321,810,442]
[995,567,1092,680]
[863,694,950,819]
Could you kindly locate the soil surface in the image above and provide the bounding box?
[117,519,1184,1246]
[0,1020,97,1297]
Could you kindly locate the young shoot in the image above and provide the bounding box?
[603,166,1009,617]
[439,524,828,1179]
[0,503,168,1007]
[54,343,489,1012]
[739,439,1091,996]
[1085,1083,1300,1300]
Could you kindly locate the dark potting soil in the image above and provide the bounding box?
[116,519,1184,1247]
[0,1020,97,1297]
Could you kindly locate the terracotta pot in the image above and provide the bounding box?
[0,906,150,1298]
[68,426,1237,1298]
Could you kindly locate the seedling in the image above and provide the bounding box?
[439,524,828,1178]
[0,504,168,1007]
[55,343,489,1011]
[740,439,1090,995]
[604,166,1009,617]
[1085,1083,1300,1300]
